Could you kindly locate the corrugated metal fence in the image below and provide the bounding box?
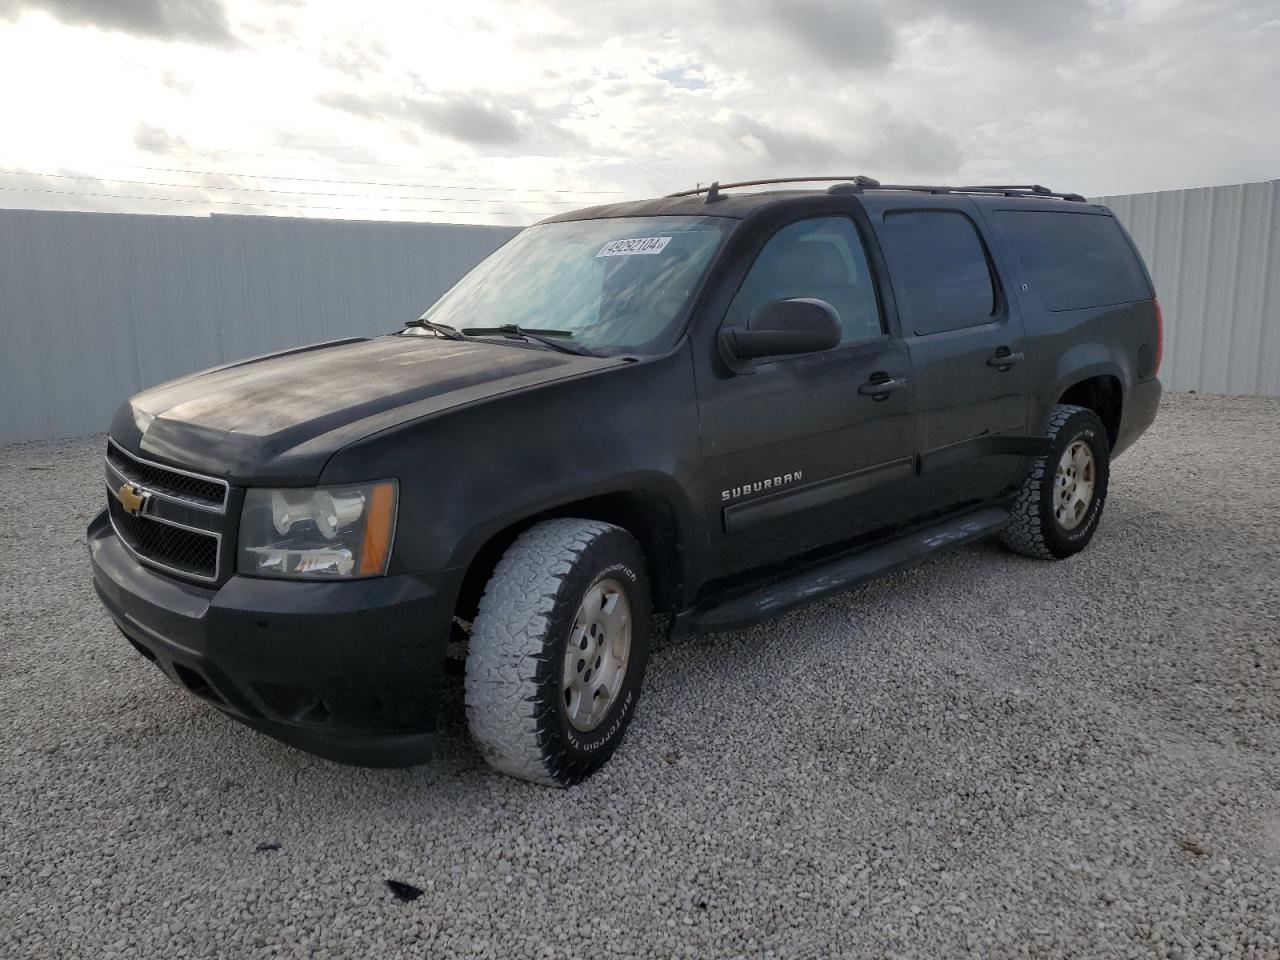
[2,182,1277,443]
[1094,180,1279,396]
[0,210,517,444]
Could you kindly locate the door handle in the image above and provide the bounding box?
[986,349,1025,369]
[858,372,909,401]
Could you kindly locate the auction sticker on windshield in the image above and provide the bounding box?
[597,236,672,257]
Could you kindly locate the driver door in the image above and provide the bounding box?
[693,214,918,579]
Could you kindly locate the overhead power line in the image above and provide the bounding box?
[0,169,591,205]
[174,147,466,172]
[0,184,543,217]
[124,162,634,195]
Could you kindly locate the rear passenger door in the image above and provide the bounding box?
[872,198,1031,512]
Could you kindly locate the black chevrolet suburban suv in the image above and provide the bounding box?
[89,176,1162,786]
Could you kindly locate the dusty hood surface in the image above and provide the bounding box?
[111,335,618,483]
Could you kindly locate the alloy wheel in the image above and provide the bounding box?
[562,579,632,731]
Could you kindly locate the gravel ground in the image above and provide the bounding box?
[2,393,1279,959]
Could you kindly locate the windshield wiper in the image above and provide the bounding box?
[403,318,467,340]
[460,325,599,357]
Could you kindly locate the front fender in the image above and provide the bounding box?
[443,470,700,598]
[319,346,704,588]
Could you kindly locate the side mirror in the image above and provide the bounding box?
[718,298,842,372]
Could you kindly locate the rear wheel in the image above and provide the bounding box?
[1001,404,1111,560]
[464,518,651,786]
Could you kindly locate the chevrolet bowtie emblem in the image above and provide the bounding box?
[115,482,149,517]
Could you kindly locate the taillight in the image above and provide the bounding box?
[1152,299,1164,377]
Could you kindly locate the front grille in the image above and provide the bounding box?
[106,441,227,509]
[108,498,220,580]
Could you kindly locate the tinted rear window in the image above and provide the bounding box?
[880,209,997,336]
[993,210,1150,311]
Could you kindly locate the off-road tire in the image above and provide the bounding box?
[464,518,651,786]
[1000,404,1111,560]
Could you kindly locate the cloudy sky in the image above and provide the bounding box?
[0,0,1276,225]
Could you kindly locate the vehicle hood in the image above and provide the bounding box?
[111,335,622,483]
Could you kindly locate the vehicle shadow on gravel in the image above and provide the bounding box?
[206,489,1158,798]
[68,475,1230,818]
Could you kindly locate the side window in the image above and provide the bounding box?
[880,210,998,336]
[992,210,1150,311]
[726,216,883,346]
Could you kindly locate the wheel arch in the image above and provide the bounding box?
[1043,343,1128,450]
[452,486,691,625]
[1057,373,1124,449]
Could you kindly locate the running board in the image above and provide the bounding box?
[685,505,1010,634]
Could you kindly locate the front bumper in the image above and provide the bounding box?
[87,509,456,766]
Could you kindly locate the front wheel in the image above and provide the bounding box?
[464,518,651,786]
[1001,404,1111,560]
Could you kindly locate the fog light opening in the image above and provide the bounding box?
[172,662,224,704]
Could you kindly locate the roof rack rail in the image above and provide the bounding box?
[665,175,881,202]
[665,177,1086,203]
[862,183,1088,202]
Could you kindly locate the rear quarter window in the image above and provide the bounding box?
[993,210,1150,311]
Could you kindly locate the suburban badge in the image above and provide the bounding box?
[721,471,803,503]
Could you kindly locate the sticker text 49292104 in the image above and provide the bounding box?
[596,236,672,257]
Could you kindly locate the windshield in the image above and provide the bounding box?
[413,215,732,355]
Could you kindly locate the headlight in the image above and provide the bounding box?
[237,480,398,579]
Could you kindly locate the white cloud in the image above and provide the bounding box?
[0,0,235,45]
[0,0,1275,224]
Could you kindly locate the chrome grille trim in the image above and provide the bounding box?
[105,482,223,583]
[105,439,229,513]
[104,455,226,516]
